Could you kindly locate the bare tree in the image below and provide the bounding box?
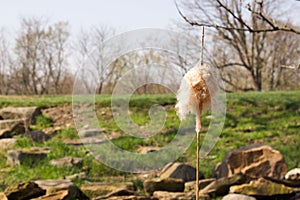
[74,25,116,94]
[176,0,300,91]
[0,28,14,94]
[14,17,70,94]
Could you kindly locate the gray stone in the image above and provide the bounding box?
[50,157,83,168]
[0,138,16,152]
[4,181,46,200]
[215,145,288,179]
[0,120,25,138]
[143,178,184,195]
[160,162,204,182]
[7,147,51,166]
[0,106,41,122]
[222,194,256,200]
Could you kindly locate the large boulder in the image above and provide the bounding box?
[143,178,184,195]
[160,162,204,182]
[0,107,41,122]
[214,145,288,179]
[7,147,51,166]
[229,178,295,199]
[0,120,25,138]
[4,181,46,200]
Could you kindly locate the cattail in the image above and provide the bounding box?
[176,61,219,200]
[176,62,218,132]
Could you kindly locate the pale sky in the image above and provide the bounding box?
[0,0,299,35]
[0,0,183,33]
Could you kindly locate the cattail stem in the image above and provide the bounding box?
[196,104,202,200]
[196,129,201,200]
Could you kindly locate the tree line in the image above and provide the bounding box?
[0,0,299,95]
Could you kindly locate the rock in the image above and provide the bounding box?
[0,138,16,152]
[143,178,184,195]
[0,130,11,139]
[50,157,83,168]
[138,146,160,154]
[200,173,248,196]
[93,189,139,200]
[25,131,51,143]
[263,176,300,188]
[230,177,294,199]
[63,137,105,146]
[0,120,25,138]
[185,178,216,192]
[285,168,300,181]
[78,128,105,138]
[65,172,87,180]
[80,182,135,199]
[215,145,288,179]
[6,147,51,166]
[0,193,7,200]
[0,107,41,122]
[103,195,158,200]
[31,188,89,200]
[160,162,204,182]
[222,194,256,200]
[42,127,63,135]
[4,181,46,200]
[153,191,210,200]
[34,179,76,195]
[31,190,70,200]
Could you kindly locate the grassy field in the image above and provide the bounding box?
[0,91,299,192]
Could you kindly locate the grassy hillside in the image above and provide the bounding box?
[0,91,299,191]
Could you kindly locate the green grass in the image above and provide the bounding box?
[0,91,299,192]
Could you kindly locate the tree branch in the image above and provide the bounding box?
[175,0,300,34]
